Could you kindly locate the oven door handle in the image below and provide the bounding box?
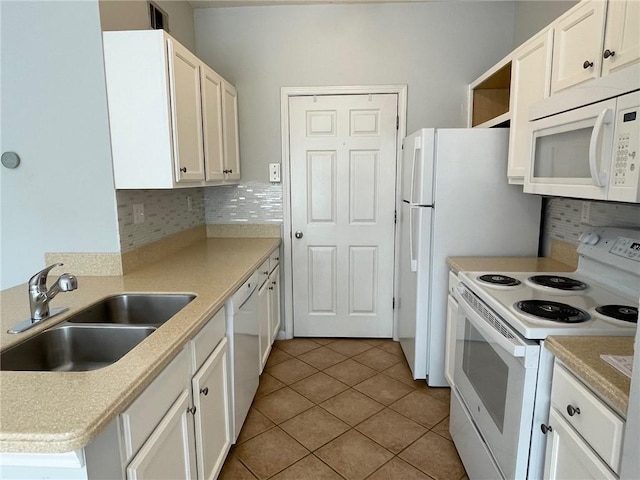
[455,287,533,359]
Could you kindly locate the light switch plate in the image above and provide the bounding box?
[269,163,281,183]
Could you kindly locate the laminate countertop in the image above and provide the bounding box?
[446,256,575,274]
[545,336,634,417]
[0,237,280,453]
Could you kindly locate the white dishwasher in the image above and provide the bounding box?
[225,271,260,442]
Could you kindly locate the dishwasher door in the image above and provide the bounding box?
[227,273,260,441]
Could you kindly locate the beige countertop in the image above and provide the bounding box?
[446,256,575,274]
[0,237,280,453]
[545,336,634,417]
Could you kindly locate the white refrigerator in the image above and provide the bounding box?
[397,128,541,386]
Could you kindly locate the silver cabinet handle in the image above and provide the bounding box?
[295,231,303,239]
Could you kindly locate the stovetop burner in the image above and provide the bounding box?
[595,305,639,324]
[515,300,590,323]
[528,275,588,291]
[477,274,521,287]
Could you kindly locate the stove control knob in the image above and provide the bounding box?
[579,232,600,245]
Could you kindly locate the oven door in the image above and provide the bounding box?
[453,286,540,480]
[525,98,616,200]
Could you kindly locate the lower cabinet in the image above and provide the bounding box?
[258,252,281,373]
[258,274,271,373]
[269,264,281,341]
[126,389,197,480]
[191,338,231,480]
[542,361,623,479]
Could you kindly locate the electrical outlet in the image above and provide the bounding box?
[187,195,193,212]
[269,163,281,183]
[133,203,145,224]
[581,201,591,224]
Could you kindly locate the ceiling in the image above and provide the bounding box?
[188,0,436,8]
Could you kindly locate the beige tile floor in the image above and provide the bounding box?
[220,338,468,480]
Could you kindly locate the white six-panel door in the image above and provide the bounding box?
[289,94,398,337]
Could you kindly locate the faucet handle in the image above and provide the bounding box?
[28,263,63,291]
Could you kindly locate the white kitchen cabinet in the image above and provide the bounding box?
[543,409,617,480]
[551,0,607,94]
[269,264,281,341]
[258,262,271,373]
[551,0,639,94]
[191,337,231,480]
[507,29,553,184]
[103,30,240,189]
[601,0,640,77]
[126,389,197,480]
[221,81,241,182]
[542,361,624,479]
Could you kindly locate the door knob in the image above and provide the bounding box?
[294,231,303,239]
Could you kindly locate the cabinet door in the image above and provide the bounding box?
[269,265,281,341]
[508,29,553,184]
[167,39,206,183]
[192,338,231,480]
[222,81,241,182]
[258,281,270,372]
[602,0,640,76]
[126,389,197,480]
[201,66,225,182]
[543,408,617,480]
[551,0,607,94]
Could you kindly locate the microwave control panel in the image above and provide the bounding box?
[609,92,639,203]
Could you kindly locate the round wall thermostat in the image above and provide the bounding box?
[1,152,21,169]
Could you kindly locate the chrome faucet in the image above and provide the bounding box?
[29,263,78,320]
[7,263,78,334]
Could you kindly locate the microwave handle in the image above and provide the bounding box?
[588,108,613,187]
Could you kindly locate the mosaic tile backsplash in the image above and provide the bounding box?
[117,189,206,253]
[204,181,283,224]
[544,198,640,245]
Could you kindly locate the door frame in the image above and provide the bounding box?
[280,85,408,340]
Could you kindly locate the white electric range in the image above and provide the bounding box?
[450,227,639,480]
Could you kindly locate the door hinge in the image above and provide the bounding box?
[396,116,399,130]
[393,297,396,309]
[394,210,397,224]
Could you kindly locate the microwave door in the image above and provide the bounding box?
[525,98,617,200]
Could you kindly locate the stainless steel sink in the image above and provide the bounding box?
[0,324,156,372]
[64,293,195,326]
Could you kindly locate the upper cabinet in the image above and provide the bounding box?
[551,0,640,94]
[103,30,240,189]
[507,29,553,184]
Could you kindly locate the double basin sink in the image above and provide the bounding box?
[1,294,195,372]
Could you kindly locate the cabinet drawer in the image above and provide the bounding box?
[551,363,624,473]
[448,271,459,296]
[258,259,270,287]
[189,307,226,374]
[121,348,190,462]
[269,249,280,273]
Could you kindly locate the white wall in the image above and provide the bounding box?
[99,0,196,52]
[0,0,120,289]
[513,0,577,48]
[194,2,517,181]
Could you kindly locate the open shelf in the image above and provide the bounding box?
[470,62,512,127]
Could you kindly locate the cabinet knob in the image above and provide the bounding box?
[603,49,616,59]
[200,387,209,396]
[541,424,553,434]
[223,169,229,174]
[275,257,279,261]
[268,286,273,290]
[229,169,233,173]
[272,281,276,285]
[187,405,197,415]
[180,167,187,173]
[566,405,581,416]
[583,60,594,69]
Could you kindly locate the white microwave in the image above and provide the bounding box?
[525,90,639,203]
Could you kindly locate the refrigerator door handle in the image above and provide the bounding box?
[409,206,418,272]
[410,136,422,205]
